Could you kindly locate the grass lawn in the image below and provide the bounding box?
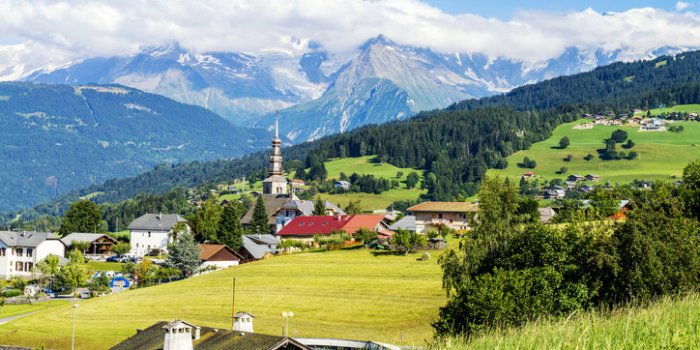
[0,300,69,319]
[87,261,124,272]
[649,103,700,115]
[436,293,700,349]
[0,247,447,349]
[319,156,426,211]
[489,120,700,184]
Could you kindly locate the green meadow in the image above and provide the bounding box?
[0,247,446,349]
[489,120,700,184]
[649,103,700,115]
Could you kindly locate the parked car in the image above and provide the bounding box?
[106,255,120,262]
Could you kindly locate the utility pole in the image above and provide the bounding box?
[231,276,236,330]
[72,304,79,350]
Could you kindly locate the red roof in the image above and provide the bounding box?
[276,215,386,236]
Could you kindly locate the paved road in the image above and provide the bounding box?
[0,310,39,325]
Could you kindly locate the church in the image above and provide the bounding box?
[240,114,297,231]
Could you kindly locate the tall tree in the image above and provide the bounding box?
[250,195,269,234]
[405,172,420,189]
[313,196,326,215]
[59,200,104,236]
[165,232,201,278]
[218,203,244,249]
[344,200,362,214]
[559,136,570,149]
[192,196,222,242]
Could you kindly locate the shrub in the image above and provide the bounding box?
[2,289,21,298]
[584,153,594,161]
[559,136,570,149]
[563,154,573,162]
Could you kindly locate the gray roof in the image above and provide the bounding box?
[0,231,63,248]
[280,200,345,216]
[389,216,417,231]
[244,234,280,247]
[61,233,118,246]
[538,207,557,224]
[241,235,276,260]
[241,195,292,225]
[127,214,188,231]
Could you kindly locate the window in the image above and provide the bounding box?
[26,248,33,257]
[0,248,5,256]
[15,248,23,257]
[15,261,23,271]
[25,262,32,271]
[148,231,151,238]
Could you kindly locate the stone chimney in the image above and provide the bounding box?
[233,312,255,333]
[163,320,196,350]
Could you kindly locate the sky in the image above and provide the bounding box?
[1,0,700,78]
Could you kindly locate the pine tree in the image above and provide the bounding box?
[165,232,201,277]
[59,199,104,236]
[250,195,269,234]
[313,196,326,215]
[218,204,244,249]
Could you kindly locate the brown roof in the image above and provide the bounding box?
[407,202,479,213]
[199,244,241,261]
[241,195,292,225]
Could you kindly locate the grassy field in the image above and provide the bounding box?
[0,301,69,319]
[649,103,700,115]
[489,120,700,184]
[87,261,124,272]
[0,247,447,349]
[435,293,700,349]
[320,156,426,211]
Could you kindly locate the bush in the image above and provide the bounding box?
[559,136,570,149]
[2,289,21,298]
[584,153,594,161]
[563,154,573,162]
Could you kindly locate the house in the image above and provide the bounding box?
[389,216,417,232]
[544,188,567,200]
[237,234,280,262]
[334,180,351,190]
[522,171,536,178]
[61,233,118,256]
[609,200,633,221]
[128,214,190,257]
[275,200,345,232]
[110,319,311,350]
[406,202,479,233]
[242,195,294,233]
[579,185,594,193]
[0,231,66,279]
[199,244,241,269]
[567,174,584,182]
[276,215,389,243]
[538,207,557,224]
[291,179,306,187]
[585,174,601,181]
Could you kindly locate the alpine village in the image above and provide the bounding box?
[2,2,700,350]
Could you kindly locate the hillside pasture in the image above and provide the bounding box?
[649,103,700,115]
[489,120,700,184]
[0,248,445,349]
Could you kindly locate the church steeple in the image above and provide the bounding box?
[262,112,288,196]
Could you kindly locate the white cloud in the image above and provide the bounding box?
[0,0,700,73]
[676,1,691,10]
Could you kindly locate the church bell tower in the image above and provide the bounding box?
[262,112,289,196]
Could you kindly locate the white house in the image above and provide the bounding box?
[0,231,66,279]
[128,214,190,257]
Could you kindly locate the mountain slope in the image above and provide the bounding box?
[23,36,689,141]
[0,82,268,211]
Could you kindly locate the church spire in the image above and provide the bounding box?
[275,111,279,140]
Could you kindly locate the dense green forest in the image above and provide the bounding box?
[4,50,700,226]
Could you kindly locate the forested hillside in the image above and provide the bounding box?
[0,83,269,211]
[5,50,700,224]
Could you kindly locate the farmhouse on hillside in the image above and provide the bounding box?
[276,215,389,243]
[61,233,118,256]
[128,213,190,257]
[0,231,66,279]
[199,244,241,269]
[407,202,478,233]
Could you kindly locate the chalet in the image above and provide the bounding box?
[334,180,351,190]
[128,214,190,257]
[61,233,118,256]
[0,231,66,279]
[275,200,345,232]
[407,202,479,233]
[199,244,241,269]
[544,188,566,200]
[567,174,584,182]
[585,174,601,181]
[237,234,280,262]
[241,195,293,233]
[579,185,594,193]
[110,319,311,350]
[276,215,388,243]
[522,171,536,178]
[609,200,633,221]
[291,179,306,187]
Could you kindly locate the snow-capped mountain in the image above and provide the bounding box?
[20,35,691,140]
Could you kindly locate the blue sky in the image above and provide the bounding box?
[425,0,691,18]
